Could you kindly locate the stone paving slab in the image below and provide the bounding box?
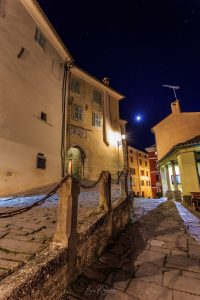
[0,185,121,282]
[67,199,200,300]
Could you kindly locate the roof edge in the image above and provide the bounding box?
[20,0,73,62]
[73,65,125,100]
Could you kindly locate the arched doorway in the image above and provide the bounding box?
[66,146,87,179]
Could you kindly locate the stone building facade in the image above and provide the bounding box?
[145,145,162,198]
[152,101,200,196]
[65,66,126,180]
[0,0,126,195]
[128,146,152,198]
[0,0,72,195]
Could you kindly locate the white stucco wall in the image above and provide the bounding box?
[0,1,66,195]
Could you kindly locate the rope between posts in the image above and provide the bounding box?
[0,174,71,218]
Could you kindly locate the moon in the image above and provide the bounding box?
[136,115,142,121]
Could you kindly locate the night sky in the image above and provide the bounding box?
[38,0,200,150]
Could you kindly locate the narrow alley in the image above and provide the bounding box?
[67,199,200,300]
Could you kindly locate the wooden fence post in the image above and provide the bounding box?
[53,177,80,282]
[120,171,128,197]
[97,172,111,212]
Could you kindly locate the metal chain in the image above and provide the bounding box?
[111,171,124,184]
[80,171,105,189]
[0,174,71,218]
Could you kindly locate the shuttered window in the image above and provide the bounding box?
[92,112,101,127]
[34,28,46,49]
[93,90,101,105]
[71,79,80,94]
[74,105,83,121]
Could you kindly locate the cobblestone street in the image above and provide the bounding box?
[67,199,200,300]
[0,185,121,281]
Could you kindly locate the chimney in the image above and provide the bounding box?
[171,100,181,114]
[102,77,110,86]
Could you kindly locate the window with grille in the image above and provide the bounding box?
[93,90,101,105]
[74,105,83,121]
[92,112,101,127]
[71,79,80,94]
[34,28,46,49]
[37,153,46,169]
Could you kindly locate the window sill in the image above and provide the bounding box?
[34,115,54,127]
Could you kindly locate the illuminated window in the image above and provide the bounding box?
[34,28,46,49]
[92,112,101,127]
[74,105,83,121]
[93,90,101,105]
[71,79,80,94]
[132,179,136,186]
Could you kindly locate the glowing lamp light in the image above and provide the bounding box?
[121,134,126,140]
[136,115,141,121]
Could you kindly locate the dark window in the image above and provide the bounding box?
[93,90,101,105]
[35,28,46,49]
[146,181,149,186]
[92,112,101,127]
[156,175,159,181]
[139,159,142,165]
[139,153,141,157]
[74,105,83,121]
[41,112,47,122]
[0,0,6,17]
[130,157,133,163]
[171,174,181,184]
[195,152,200,182]
[145,161,148,167]
[71,79,80,94]
[141,170,144,176]
[133,168,136,175]
[130,149,133,154]
[37,153,46,169]
[146,171,148,176]
[141,180,144,186]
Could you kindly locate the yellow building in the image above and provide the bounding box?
[152,101,200,197]
[66,66,126,180]
[157,136,200,197]
[0,0,126,196]
[128,146,152,198]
